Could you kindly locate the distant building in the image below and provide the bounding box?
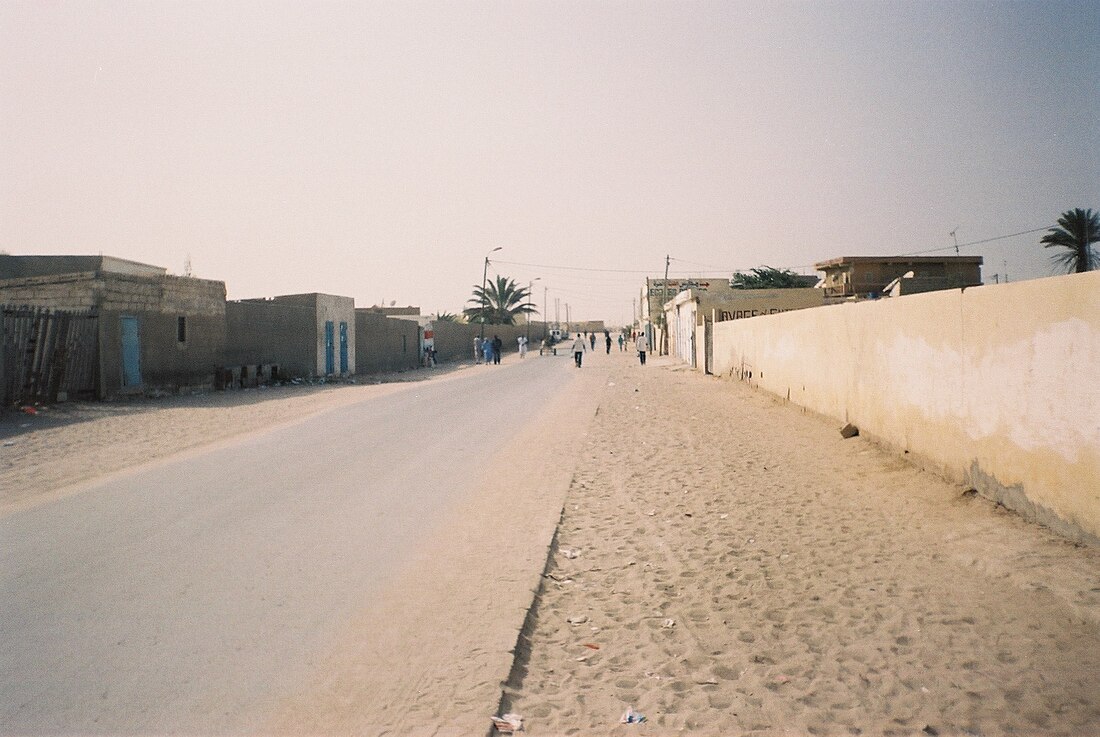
[363,305,421,316]
[0,254,226,397]
[814,256,983,300]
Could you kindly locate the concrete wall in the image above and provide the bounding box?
[226,300,317,379]
[355,310,423,374]
[432,321,548,363]
[711,271,1100,543]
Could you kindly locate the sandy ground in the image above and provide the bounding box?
[503,356,1100,737]
[4,352,1100,736]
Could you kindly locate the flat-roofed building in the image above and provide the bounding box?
[815,256,983,300]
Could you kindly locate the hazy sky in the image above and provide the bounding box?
[2,1,1097,324]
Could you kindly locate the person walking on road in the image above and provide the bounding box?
[604,331,612,354]
[636,332,649,365]
[483,337,493,364]
[571,333,587,368]
[589,333,596,351]
[518,335,528,358]
[492,335,503,365]
[618,333,625,351]
[474,336,483,364]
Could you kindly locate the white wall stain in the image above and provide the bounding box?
[965,318,1100,461]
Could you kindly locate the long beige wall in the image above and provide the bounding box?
[711,271,1100,544]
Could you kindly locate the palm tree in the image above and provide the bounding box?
[463,276,537,325]
[433,311,462,323]
[730,266,809,289]
[1041,208,1099,274]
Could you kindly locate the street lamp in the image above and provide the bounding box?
[480,247,502,340]
[526,277,541,341]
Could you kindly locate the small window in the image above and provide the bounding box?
[177,316,187,343]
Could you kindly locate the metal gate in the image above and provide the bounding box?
[2,306,99,409]
[339,321,348,374]
[324,321,335,375]
[704,317,714,375]
[120,315,141,387]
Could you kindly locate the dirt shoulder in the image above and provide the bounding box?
[504,358,1100,736]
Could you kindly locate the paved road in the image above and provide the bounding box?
[0,354,581,734]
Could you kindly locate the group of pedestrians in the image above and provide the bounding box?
[570,331,648,368]
[475,330,649,368]
[473,335,504,365]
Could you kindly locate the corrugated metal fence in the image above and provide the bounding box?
[1,306,99,410]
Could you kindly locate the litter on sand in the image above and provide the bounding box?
[490,713,523,733]
[620,706,646,724]
[567,615,588,625]
[661,618,676,628]
[561,548,581,559]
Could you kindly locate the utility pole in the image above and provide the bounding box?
[480,247,502,341]
[544,285,548,340]
[660,254,671,355]
[526,278,541,342]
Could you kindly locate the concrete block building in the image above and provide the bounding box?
[226,293,356,380]
[0,255,227,397]
[815,256,983,300]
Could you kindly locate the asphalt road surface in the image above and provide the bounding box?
[0,354,583,734]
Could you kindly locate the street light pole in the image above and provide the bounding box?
[480,247,502,340]
[526,277,541,341]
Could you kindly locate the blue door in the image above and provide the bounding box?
[339,321,349,374]
[324,321,335,375]
[120,316,142,387]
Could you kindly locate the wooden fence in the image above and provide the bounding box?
[1,306,99,410]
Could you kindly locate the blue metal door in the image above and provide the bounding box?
[120,316,141,387]
[324,321,335,375]
[339,321,349,374]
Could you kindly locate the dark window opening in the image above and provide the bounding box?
[177,316,187,343]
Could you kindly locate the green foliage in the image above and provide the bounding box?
[1041,208,1099,274]
[730,266,806,289]
[463,275,537,325]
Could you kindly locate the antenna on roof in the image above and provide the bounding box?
[949,228,960,255]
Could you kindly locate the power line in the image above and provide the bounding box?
[494,259,654,274]
[492,223,1056,284]
[893,226,1053,257]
